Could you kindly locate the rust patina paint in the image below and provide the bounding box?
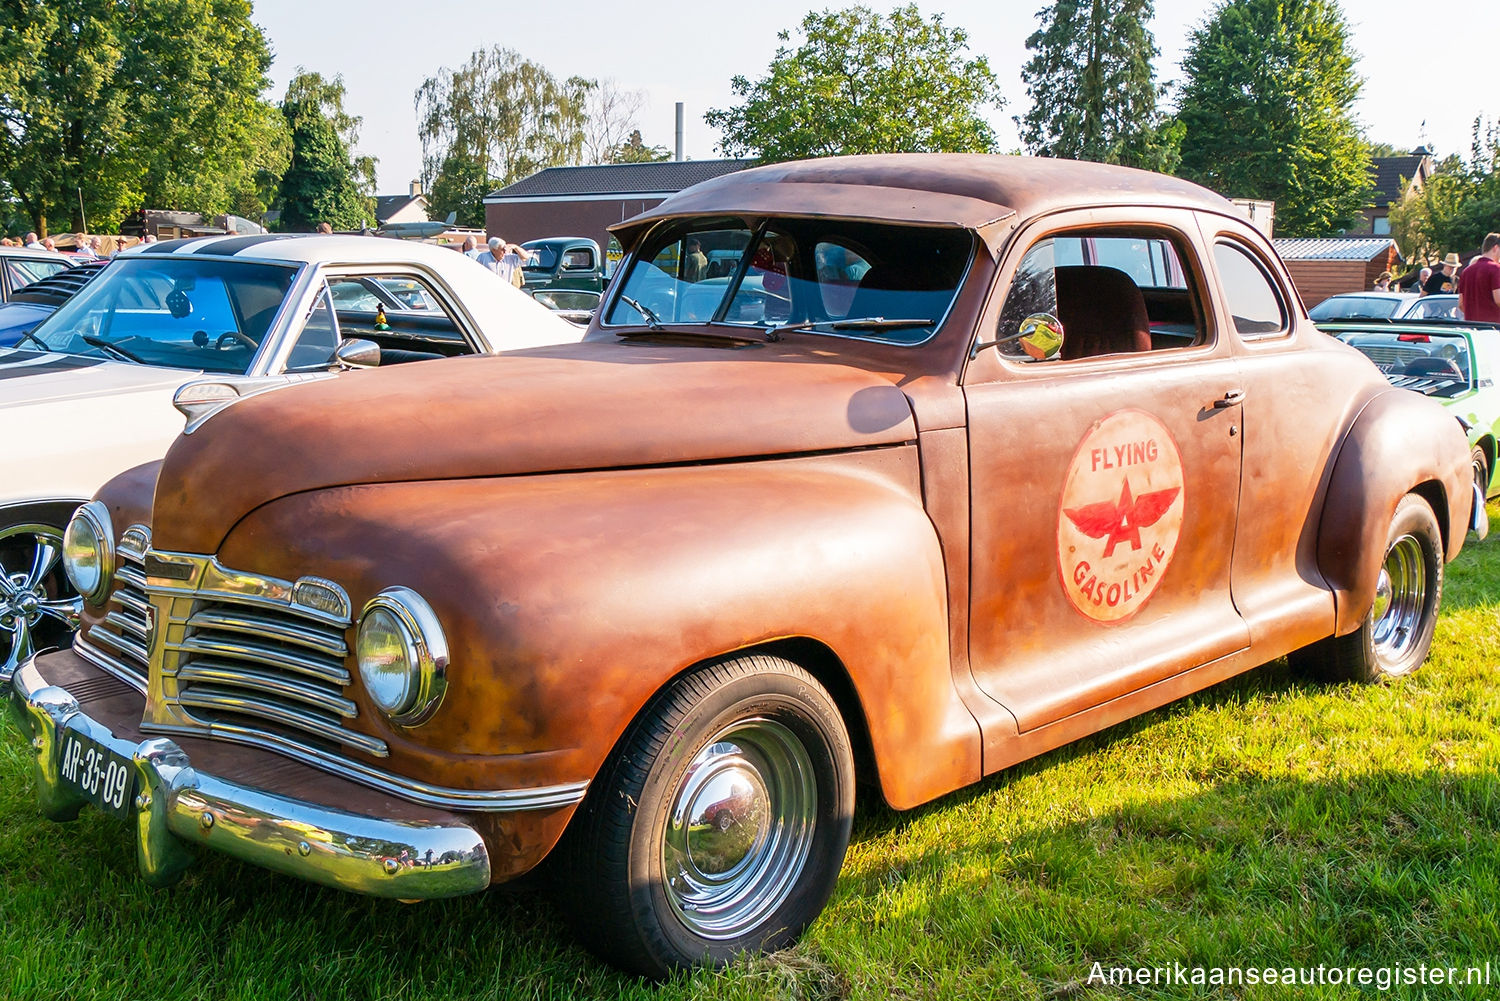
[64,153,1477,882]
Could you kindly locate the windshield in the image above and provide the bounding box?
[604,217,973,344]
[29,257,296,374]
[1402,296,1460,320]
[523,244,559,270]
[1308,295,1405,321]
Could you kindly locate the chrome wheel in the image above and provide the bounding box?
[662,718,817,940]
[0,523,81,680]
[1371,534,1426,664]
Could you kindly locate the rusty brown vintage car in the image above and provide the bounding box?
[5,155,1487,976]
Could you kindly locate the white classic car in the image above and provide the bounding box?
[0,234,584,676]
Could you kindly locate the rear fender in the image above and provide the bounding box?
[1317,390,1470,635]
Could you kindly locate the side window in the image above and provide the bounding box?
[562,248,594,270]
[286,287,342,370]
[995,230,1205,363]
[1214,242,1287,337]
[7,258,69,290]
[300,272,471,370]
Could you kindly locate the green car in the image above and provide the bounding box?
[519,237,605,294]
[1320,318,1500,501]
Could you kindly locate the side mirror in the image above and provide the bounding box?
[332,337,381,370]
[971,313,1064,361]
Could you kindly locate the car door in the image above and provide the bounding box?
[963,210,1250,732]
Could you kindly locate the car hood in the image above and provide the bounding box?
[152,341,919,553]
[0,349,193,409]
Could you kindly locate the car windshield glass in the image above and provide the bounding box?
[1403,297,1460,320]
[524,245,559,270]
[604,217,972,344]
[1308,296,1403,320]
[1338,330,1472,397]
[30,256,296,374]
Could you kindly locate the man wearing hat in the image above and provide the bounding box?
[1423,254,1459,296]
[1458,234,1500,323]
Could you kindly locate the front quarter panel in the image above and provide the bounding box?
[214,449,980,815]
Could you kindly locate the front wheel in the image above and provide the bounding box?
[1295,494,1443,682]
[0,519,83,680]
[555,654,855,977]
[1473,445,1492,501]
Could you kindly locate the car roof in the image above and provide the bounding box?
[611,154,1238,251]
[125,233,481,268]
[0,246,72,263]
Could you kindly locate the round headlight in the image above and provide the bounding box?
[62,501,114,604]
[356,587,447,725]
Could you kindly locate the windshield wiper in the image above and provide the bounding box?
[15,330,50,352]
[79,333,145,364]
[617,294,663,330]
[825,317,935,330]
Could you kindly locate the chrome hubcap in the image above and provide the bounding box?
[1372,534,1425,663]
[661,718,817,940]
[0,523,82,680]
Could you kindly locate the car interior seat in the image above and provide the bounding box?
[1054,265,1152,360]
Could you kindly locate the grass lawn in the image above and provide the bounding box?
[3,501,1497,1000]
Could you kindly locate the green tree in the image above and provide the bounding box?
[415,47,591,227]
[1176,0,1371,237]
[0,0,280,234]
[609,130,671,164]
[275,73,376,231]
[1018,0,1181,172]
[705,4,1004,162]
[1390,119,1500,261]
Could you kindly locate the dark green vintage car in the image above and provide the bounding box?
[520,237,605,294]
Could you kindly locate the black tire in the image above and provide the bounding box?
[1473,444,1492,501]
[554,654,855,977]
[1294,494,1443,682]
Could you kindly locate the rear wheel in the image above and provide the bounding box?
[555,654,855,977]
[1295,494,1442,682]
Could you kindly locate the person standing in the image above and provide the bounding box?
[24,232,43,249]
[683,238,708,282]
[1458,234,1500,323]
[74,234,97,259]
[1423,255,1458,295]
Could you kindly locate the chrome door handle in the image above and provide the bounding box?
[1213,389,1246,409]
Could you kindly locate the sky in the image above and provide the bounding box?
[249,0,1498,193]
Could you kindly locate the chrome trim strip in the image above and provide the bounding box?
[116,562,148,592]
[73,634,148,694]
[104,608,148,641]
[187,607,346,657]
[138,719,588,811]
[109,587,151,618]
[89,624,149,667]
[176,690,384,755]
[176,660,358,718]
[169,635,349,685]
[9,656,493,899]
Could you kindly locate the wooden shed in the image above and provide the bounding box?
[1272,237,1403,308]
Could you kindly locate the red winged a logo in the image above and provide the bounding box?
[1064,479,1181,558]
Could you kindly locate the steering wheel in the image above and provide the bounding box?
[214,329,258,350]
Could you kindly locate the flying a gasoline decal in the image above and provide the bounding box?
[1058,410,1184,622]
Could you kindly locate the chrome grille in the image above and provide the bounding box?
[140,552,388,760]
[167,597,386,757]
[78,526,151,689]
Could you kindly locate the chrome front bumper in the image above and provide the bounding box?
[5,654,491,899]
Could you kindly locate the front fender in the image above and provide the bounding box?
[1318,389,1471,635]
[217,448,980,814]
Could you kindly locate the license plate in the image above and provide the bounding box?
[58,731,137,821]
